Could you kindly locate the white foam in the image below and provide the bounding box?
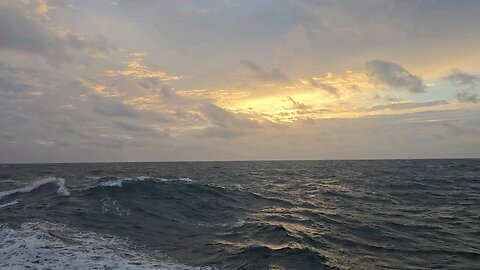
[0,177,70,201]
[0,222,213,270]
[98,176,155,188]
[178,177,194,183]
[0,199,20,209]
[87,176,193,190]
[100,179,127,187]
[56,178,70,196]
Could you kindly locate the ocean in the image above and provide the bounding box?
[0,160,479,269]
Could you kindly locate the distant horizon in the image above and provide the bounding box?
[2,157,479,165]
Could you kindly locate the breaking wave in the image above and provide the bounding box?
[0,176,69,201]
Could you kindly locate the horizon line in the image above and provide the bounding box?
[1,157,479,165]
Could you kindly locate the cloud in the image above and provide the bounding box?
[444,69,479,103]
[298,0,414,41]
[201,103,260,139]
[456,90,479,104]
[302,78,339,96]
[370,100,448,111]
[285,96,311,110]
[0,1,116,65]
[0,74,31,93]
[444,69,478,88]
[115,121,154,133]
[104,52,180,81]
[36,0,51,18]
[1,0,479,162]
[89,96,138,118]
[365,59,426,93]
[241,60,289,83]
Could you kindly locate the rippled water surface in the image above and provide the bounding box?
[0,160,479,269]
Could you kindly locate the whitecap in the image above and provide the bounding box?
[56,178,70,196]
[84,176,195,191]
[178,177,194,183]
[0,177,70,201]
[99,179,127,187]
[0,222,213,270]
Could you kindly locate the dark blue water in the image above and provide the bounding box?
[0,160,479,269]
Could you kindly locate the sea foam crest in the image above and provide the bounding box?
[88,176,195,190]
[0,176,70,201]
[0,222,212,270]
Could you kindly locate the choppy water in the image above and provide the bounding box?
[0,160,479,269]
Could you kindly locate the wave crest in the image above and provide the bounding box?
[0,177,69,201]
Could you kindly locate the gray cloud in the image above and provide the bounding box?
[443,69,479,103]
[201,103,260,139]
[307,79,339,96]
[456,90,479,104]
[0,1,116,65]
[241,60,289,83]
[365,60,426,93]
[0,74,31,93]
[370,100,448,111]
[92,99,138,118]
[444,69,478,88]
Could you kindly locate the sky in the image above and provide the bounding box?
[1,0,479,163]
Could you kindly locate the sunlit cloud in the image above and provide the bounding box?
[79,79,120,97]
[36,0,51,18]
[104,52,181,81]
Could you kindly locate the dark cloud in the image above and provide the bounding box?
[0,64,38,94]
[201,103,260,139]
[365,60,426,93]
[285,96,311,110]
[456,90,479,104]
[241,60,289,83]
[0,1,116,65]
[443,69,479,103]
[0,74,31,93]
[307,79,339,96]
[92,99,139,118]
[116,121,151,132]
[444,69,478,88]
[370,100,448,111]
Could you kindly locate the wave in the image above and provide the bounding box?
[230,243,336,270]
[0,199,20,209]
[0,221,213,270]
[77,175,292,234]
[0,177,70,201]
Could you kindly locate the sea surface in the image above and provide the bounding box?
[0,160,479,269]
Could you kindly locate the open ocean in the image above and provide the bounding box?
[0,160,479,269]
